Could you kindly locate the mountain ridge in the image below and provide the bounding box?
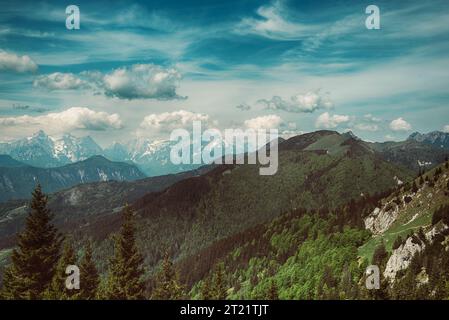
[0,155,146,202]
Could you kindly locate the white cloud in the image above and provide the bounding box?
[234,1,312,40]
[315,112,350,129]
[33,64,184,100]
[139,110,214,135]
[443,125,449,133]
[354,123,379,132]
[0,50,38,73]
[244,114,283,130]
[389,117,411,131]
[102,64,184,100]
[364,114,382,122]
[280,129,305,139]
[258,90,333,113]
[0,107,122,134]
[33,72,90,90]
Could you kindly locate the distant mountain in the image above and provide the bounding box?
[0,130,103,168]
[0,131,204,176]
[368,139,449,172]
[408,131,449,150]
[0,155,145,202]
[105,138,203,177]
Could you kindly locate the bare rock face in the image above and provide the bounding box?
[384,223,448,281]
[384,236,424,280]
[365,204,400,235]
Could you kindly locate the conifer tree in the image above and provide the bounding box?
[152,251,184,299]
[372,241,388,269]
[419,175,424,186]
[45,239,77,299]
[266,279,279,300]
[78,241,99,300]
[104,204,146,300]
[1,185,61,299]
[411,181,418,193]
[200,275,212,300]
[212,263,227,300]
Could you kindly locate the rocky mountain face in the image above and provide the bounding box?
[0,130,103,168]
[408,131,449,150]
[105,138,203,177]
[0,155,145,202]
[0,131,203,176]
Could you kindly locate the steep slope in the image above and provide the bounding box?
[0,155,145,202]
[177,161,449,300]
[360,161,449,265]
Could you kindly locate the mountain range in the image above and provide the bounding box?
[408,131,449,149]
[0,130,413,266]
[0,155,145,202]
[1,130,449,178]
[1,129,449,298]
[0,131,202,176]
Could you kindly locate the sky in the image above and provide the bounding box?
[0,0,449,146]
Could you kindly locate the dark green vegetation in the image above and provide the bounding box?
[1,131,449,299]
[0,165,212,250]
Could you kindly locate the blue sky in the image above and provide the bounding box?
[1,0,449,146]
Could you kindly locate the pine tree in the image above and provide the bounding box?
[411,181,418,193]
[104,204,146,299]
[77,241,99,300]
[372,242,388,270]
[200,275,212,300]
[45,239,77,299]
[266,279,279,300]
[419,175,424,186]
[152,251,184,300]
[1,185,61,299]
[212,263,227,300]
